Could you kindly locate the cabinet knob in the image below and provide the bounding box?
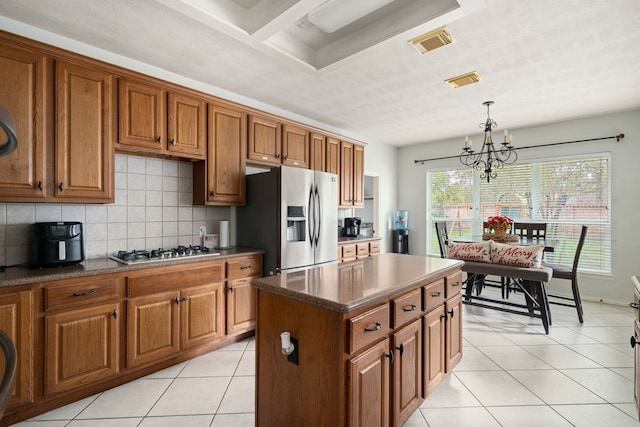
[385,350,394,364]
[283,155,288,160]
[112,310,118,319]
[175,297,180,305]
[181,296,190,302]
[156,136,162,143]
[38,181,43,191]
[364,322,381,332]
[229,287,234,293]
[59,182,65,191]
[448,308,455,319]
[403,304,417,312]
[276,154,280,159]
[170,138,175,145]
[209,191,215,198]
[631,335,638,348]
[396,343,404,356]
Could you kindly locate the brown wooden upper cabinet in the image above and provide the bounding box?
[247,114,309,169]
[118,78,206,160]
[339,141,364,208]
[0,41,48,201]
[193,104,247,206]
[55,61,115,202]
[310,133,339,175]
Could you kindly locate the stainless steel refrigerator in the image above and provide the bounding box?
[236,166,338,276]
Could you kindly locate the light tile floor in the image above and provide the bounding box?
[13,294,640,426]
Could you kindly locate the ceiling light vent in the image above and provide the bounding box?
[445,71,482,89]
[410,27,453,54]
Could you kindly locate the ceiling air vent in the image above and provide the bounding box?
[445,71,483,89]
[410,27,453,54]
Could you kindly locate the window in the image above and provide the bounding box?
[427,154,611,273]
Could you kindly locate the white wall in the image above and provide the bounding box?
[397,109,640,304]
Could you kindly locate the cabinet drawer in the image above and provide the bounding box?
[45,277,119,311]
[227,256,263,280]
[393,288,424,328]
[445,270,464,298]
[424,279,445,313]
[128,263,224,297]
[369,241,380,254]
[341,244,356,260]
[349,304,390,353]
[356,242,369,257]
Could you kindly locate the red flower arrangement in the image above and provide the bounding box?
[487,215,513,231]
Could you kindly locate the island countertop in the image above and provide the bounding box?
[252,253,463,313]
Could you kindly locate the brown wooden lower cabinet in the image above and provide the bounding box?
[255,265,463,427]
[0,254,262,427]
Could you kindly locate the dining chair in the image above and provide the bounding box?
[0,329,17,420]
[513,222,547,239]
[434,221,448,258]
[544,225,588,323]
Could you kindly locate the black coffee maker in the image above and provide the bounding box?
[343,217,361,237]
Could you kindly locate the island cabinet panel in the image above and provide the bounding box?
[445,293,463,371]
[254,254,463,426]
[255,290,346,427]
[392,319,422,427]
[348,339,391,427]
[0,290,34,406]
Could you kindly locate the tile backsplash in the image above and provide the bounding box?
[0,154,231,266]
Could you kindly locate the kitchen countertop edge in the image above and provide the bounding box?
[252,255,464,313]
[0,247,265,288]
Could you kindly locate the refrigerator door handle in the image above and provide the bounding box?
[314,184,321,247]
[308,184,316,248]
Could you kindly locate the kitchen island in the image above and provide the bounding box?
[252,253,464,427]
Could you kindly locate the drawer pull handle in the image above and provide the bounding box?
[629,302,639,309]
[240,265,252,270]
[451,281,462,287]
[631,335,638,348]
[73,289,96,297]
[364,322,381,332]
[181,297,190,302]
[431,292,442,297]
[403,304,417,312]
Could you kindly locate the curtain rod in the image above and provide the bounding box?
[413,133,625,165]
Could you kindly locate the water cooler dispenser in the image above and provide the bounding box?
[392,210,409,254]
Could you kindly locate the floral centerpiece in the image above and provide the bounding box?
[482,215,518,242]
[487,215,513,236]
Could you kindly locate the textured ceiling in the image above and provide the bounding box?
[0,0,639,147]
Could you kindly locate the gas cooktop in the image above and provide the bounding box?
[109,246,221,265]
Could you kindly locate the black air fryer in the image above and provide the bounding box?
[29,222,84,267]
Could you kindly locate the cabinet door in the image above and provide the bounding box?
[118,78,166,152]
[0,43,47,200]
[0,291,33,406]
[45,302,119,394]
[353,144,365,208]
[310,132,326,171]
[423,306,445,398]
[181,283,225,350]
[55,61,114,202]
[445,293,463,372]
[340,141,354,207]
[348,339,390,427]
[393,319,422,427]
[282,124,309,168]
[206,104,247,205]
[167,92,206,159]
[326,137,340,175]
[248,114,281,165]
[127,291,180,368]
[226,277,256,335]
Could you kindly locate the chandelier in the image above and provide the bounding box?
[460,101,517,182]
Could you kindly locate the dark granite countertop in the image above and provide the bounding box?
[252,253,463,313]
[0,247,264,288]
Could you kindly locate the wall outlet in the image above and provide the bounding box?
[199,226,207,237]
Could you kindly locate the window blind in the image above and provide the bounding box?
[427,154,611,273]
